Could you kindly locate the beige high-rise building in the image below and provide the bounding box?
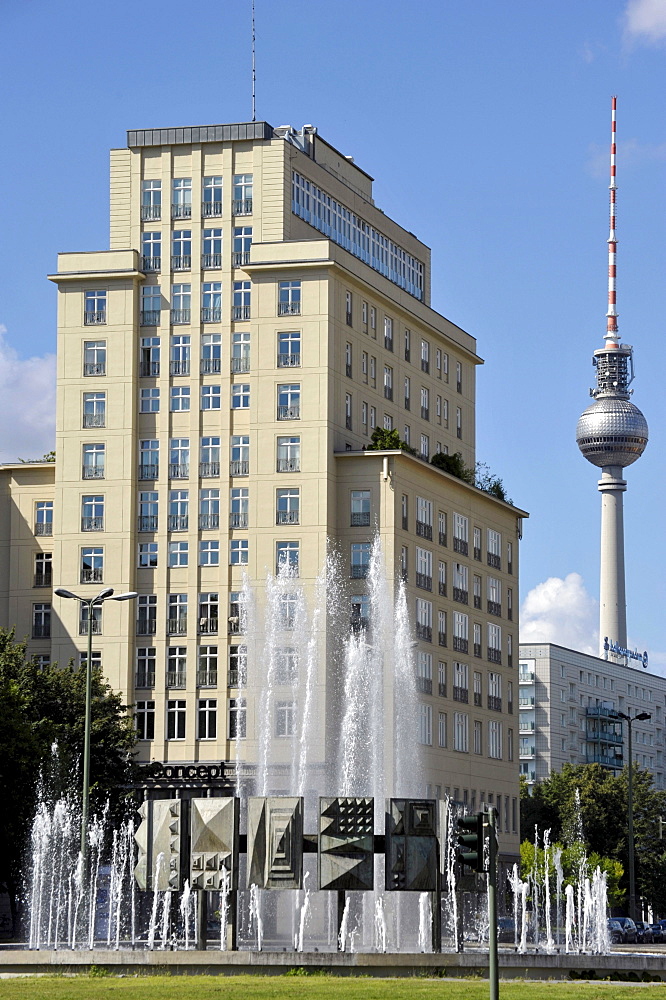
[0,121,527,865]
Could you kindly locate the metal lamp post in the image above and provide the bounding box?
[616,709,651,921]
[54,586,137,859]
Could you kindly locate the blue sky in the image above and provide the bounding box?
[0,0,664,665]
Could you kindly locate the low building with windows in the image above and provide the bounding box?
[0,120,527,867]
[519,643,666,789]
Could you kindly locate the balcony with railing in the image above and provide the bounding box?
[487,647,502,664]
[141,205,161,221]
[345,414,352,430]
[276,510,299,525]
[453,686,469,704]
[277,458,299,473]
[404,396,410,411]
[171,203,192,220]
[197,669,218,688]
[453,537,468,556]
[438,631,447,647]
[83,412,105,428]
[231,356,250,373]
[474,546,482,561]
[167,514,189,531]
[421,406,429,421]
[200,358,221,375]
[519,696,535,708]
[81,517,104,531]
[474,595,482,610]
[227,668,246,688]
[167,617,187,635]
[384,386,393,400]
[229,512,249,528]
[278,302,300,316]
[138,515,158,532]
[519,721,535,732]
[232,305,251,321]
[277,404,300,420]
[34,572,52,588]
[166,670,187,688]
[140,311,161,328]
[79,619,102,635]
[141,256,161,272]
[230,460,249,476]
[198,618,218,635]
[453,587,468,604]
[351,564,369,579]
[519,670,535,684]
[488,695,502,712]
[346,363,353,378]
[136,619,157,636]
[474,642,482,658]
[401,515,409,531]
[487,600,502,617]
[228,617,243,635]
[170,360,190,375]
[139,360,160,376]
[438,581,447,597]
[232,250,251,267]
[201,253,222,269]
[32,623,50,638]
[171,308,191,325]
[168,464,189,480]
[416,573,432,592]
[421,359,429,374]
[351,512,370,527]
[415,623,432,642]
[201,307,221,323]
[135,670,155,689]
[200,461,220,477]
[232,198,253,215]
[415,521,433,540]
[438,531,447,547]
[277,352,300,368]
[520,745,536,758]
[487,553,501,570]
[453,636,468,654]
[80,568,103,584]
[35,522,53,536]
[474,691,482,707]
[202,201,223,218]
[586,752,623,768]
[84,362,105,376]
[416,677,432,695]
[139,464,159,480]
[84,311,106,326]
[438,682,447,697]
[199,513,220,530]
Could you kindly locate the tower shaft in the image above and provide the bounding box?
[598,467,627,657]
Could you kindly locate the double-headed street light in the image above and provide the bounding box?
[616,709,652,921]
[54,586,137,859]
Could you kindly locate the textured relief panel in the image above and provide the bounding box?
[319,797,374,890]
[134,799,181,890]
[190,797,239,891]
[385,798,438,891]
[247,797,303,889]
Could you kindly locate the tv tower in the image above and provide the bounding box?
[576,97,648,660]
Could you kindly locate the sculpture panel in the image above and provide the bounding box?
[190,797,239,890]
[385,798,438,891]
[247,796,303,889]
[319,797,374,890]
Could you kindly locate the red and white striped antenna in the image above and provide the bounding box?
[605,96,619,345]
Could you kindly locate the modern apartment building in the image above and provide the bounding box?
[519,643,665,789]
[0,120,527,863]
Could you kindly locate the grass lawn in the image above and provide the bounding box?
[0,977,663,1000]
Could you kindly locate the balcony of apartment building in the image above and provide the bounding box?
[200,461,220,477]
[415,573,432,592]
[199,513,220,530]
[453,588,468,605]
[453,538,468,556]
[415,623,432,643]
[487,601,502,617]
[415,520,432,541]
[34,570,52,588]
[198,669,218,688]
[487,695,502,712]
[166,670,187,689]
[170,359,190,376]
[141,256,161,272]
[231,355,250,373]
[453,685,469,704]
[585,706,624,769]
[135,670,155,689]
[136,618,157,637]
[198,617,218,635]
[520,744,536,758]
[79,618,102,636]
[519,668,536,684]
[519,694,535,708]
[231,251,250,267]
[453,636,468,654]
[167,616,187,636]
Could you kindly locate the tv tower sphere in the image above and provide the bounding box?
[576,394,648,469]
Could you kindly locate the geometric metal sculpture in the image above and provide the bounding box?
[247,796,303,889]
[190,797,239,891]
[385,798,438,891]
[134,799,181,890]
[319,797,374,890]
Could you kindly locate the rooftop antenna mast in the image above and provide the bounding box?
[251,0,256,122]
[606,95,618,345]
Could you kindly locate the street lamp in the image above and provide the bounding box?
[54,586,138,859]
[616,709,651,921]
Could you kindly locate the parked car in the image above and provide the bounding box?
[649,923,664,943]
[607,918,625,944]
[614,917,638,943]
[635,920,654,943]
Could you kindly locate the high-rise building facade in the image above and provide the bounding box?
[0,121,526,862]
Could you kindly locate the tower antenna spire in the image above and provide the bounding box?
[606,96,618,345]
[251,0,256,122]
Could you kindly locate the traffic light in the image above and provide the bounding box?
[456,811,485,872]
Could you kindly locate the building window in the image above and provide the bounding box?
[232,281,251,320]
[456,406,462,439]
[136,701,155,740]
[487,529,502,569]
[78,544,103,584]
[171,229,192,271]
[453,563,468,603]
[452,513,468,555]
[438,711,447,748]
[201,334,222,375]
[32,602,51,638]
[168,541,188,568]
[456,361,463,394]
[198,645,219,687]
[229,698,247,738]
[167,647,187,687]
[230,539,249,565]
[345,342,353,378]
[419,704,433,746]
[199,488,220,530]
[420,339,430,374]
[232,226,252,266]
[84,290,106,325]
[82,391,105,429]
[166,700,186,740]
[34,552,52,588]
[416,496,433,539]
[277,330,301,368]
[138,542,158,568]
[138,491,158,533]
[136,647,156,688]
[278,280,301,316]
[171,177,192,219]
[202,385,222,410]
[362,300,368,332]
[453,612,469,653]
[82,443,105,480]
[141,179,161,221]
[169,438,189,479]
[140,335,160,377]
[168,594,188,634]
[197,699,217,740]
[488,720,503,759]
[454,712,469,752]
[199,540,220,567]
[198,592,219,636]
[171,283,191,324]
[345,393,352,430]
[415,598,432,642]
[350,490,370,527]
[231,435,250,476]
[35,501,53,535]
[416,547,433,591]
[231,331,251,373]
[229,487,249,528]
[170,385,190,411]
[140,287,161,328]
[345,290,353,326]
[202,176,223,217]
[140,387,160,413]
[275,701,295,737]
[508,728,514,762]
[170,334,190,375]
[229,383,249,410]
[201,282,222,323]
[277,436,300,473]
[438,511,447,547]
[83,340,106,376]
[137,595,157,636]
[232,174,253,215]
[276,540,299,576]
[351,594,370,632]
[370,306,376,335]
[474,720,482,755]
[362,401,368,433]
[276,487,300,525]
[404,328,411,362]
[279,593,298,630]
[416,651,433,694]
[384,316,393,352]
[277,383,300,420]
[420,434,430,461]
[351,542,371,579]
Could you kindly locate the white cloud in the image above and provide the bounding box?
[520,572,598,654]
[0,325,55,463]
[624,0,666,44]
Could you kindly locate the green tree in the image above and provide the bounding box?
[430,452,512,502]
[366,426,416,454]
[431,451,475,483]
[18,451,55,463]
[0,628,138,933]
